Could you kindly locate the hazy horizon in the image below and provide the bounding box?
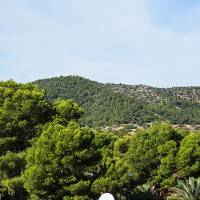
[13,74,200,89]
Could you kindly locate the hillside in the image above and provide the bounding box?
[34,76,200,127]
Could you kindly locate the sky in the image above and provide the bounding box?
[0,0,200,87]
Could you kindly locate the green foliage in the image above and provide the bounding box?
[34,75,200,126]
[126,122,183,187]
[176,132,200,177]
[1,177,26,199]
[0,80,53,152]
[23,122,116,199]
[167,177,200,200]
[133,184,158,200]
[0,81,51,199]
[63,195,89,200]
[0,80,84,199]
[0,152,26,179]
[2,79,200,200]
[91,134,134,199]
[0,152,26,199]
[53,99,84,124]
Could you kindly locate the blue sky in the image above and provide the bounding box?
[0,0,200,87]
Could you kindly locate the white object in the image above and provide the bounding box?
[99,193,115,200]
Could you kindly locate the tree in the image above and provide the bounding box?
[0,80,53,152]
[0,80,84,199]
[23,122,116,200]
[91,135,134,199]
[176,132,200,178]
[0,81,52,199]
[126,122,183,188]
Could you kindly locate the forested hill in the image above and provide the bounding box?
[34,76,200,126]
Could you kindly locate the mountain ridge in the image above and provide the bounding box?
[33,75,200,126]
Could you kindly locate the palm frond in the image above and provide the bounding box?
[167,177,200,200]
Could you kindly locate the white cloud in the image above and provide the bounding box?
[0,0,200,87]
